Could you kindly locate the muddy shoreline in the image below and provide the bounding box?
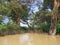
[0,29,43,36]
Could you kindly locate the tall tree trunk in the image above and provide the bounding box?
[49,12,57,35]
[12,7,21,26]
[49,0,60,35]
[9,0,21,26]
[16,16,20,25]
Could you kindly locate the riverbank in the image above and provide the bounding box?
[0,29,43,36]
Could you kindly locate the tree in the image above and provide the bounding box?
[44,0,60,35]
[0,0,29,25]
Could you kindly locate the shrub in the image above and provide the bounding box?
[0,24,7,32]
[0,24,21,33]
[41,23,50,32]
[20,26,28,30]
[41,23,60,33]
[6,24,20,31]
[57,23,60,33]
[0,23,29,34]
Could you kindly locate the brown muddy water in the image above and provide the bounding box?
[0,33,60,45]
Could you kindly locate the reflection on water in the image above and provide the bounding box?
[20,34,29,42]
[3,39,8,45]
[19,34,32,45]
[0,33,60,45]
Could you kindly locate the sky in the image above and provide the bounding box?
[3,16,9,23]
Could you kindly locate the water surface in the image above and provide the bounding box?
[0,33,60,45]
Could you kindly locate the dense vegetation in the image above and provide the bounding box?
[0,0,60,36]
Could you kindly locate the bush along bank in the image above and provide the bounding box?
[0,24,43,36]
[0,24,29,36]
[41,23,60,34]
[0,23,60,36]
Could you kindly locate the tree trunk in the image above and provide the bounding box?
[16,16,20,25]
[49,0,60,35]
[12,8,21,26]
[49,13,56,35]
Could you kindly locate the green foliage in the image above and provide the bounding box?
[20,26,28,30]
[0,0,60,35]
[40,23,60,33]
[43,0,54,9]
[0,0,9,15]
[0,16,3,24]
[57,23,60,33]
[0,24,7,32]
[0,0,29,25]
[0,24,20,32]
[0,23,28,34]
[6,24,20,30]
[41,23,50,32]
[34,10,51,27]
